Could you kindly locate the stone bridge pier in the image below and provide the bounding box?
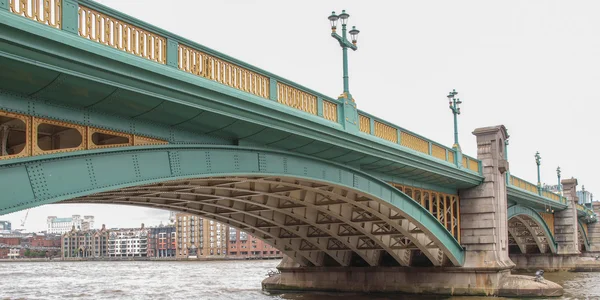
[263,126,561,297]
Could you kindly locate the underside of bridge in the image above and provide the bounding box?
[0,145,465,268]
[64,176,455,268]
[507,206,557,255]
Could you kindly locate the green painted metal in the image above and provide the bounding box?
[508,205,557,254]
[0,145,465,266]
[317,97,323,117]
[578,219,591,251]
[447,89,460,148]
[269,78,277,101]
[166,39,178,68]
[507,186,567,211]
[0,0,7,11]
[62,0,78,34]
[0,8,485,183]
[535,151,542,195]
[557,166,562,193]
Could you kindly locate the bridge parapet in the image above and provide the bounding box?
[509,174,567,205]
[1,0,483,177]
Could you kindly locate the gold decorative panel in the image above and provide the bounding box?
[179,44,270,99]
[358,114,370,134]
[431,144,446,161]
[0,111,31,160]
[400,132,428,154]
[374,121,397,143]
[391,183,460,242]
[468,159,479,172]
[540,212,554,236]
[276,82,317,115]
[79,6,167,64]
[9,0,61,29]
[0,110,168,160]
[447,151,455,164]
[322,101,338,122]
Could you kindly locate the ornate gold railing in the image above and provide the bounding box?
[9,0,61,29]
[431,144,446,161]
[510,176,539,194]
[462,155,479,172]
[447,151,455,164]
[322,100,338,122]
[179,44,270,99]
[391,183,460,242]
[374,121,397,143]
[542,190,561,202]
[358,114,370,134]
[401,131,429,154]
[540,212,555,236]
[78,6,166,64]
[276,82,317,115]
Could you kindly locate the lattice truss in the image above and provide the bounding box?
[390,184,460,241]
[65,176,455,267]
[507,216,551,254]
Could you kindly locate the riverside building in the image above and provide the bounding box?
[175,213,227,258]
[48,215,94,234]
[107,224,149,257]
[61,224,109,258]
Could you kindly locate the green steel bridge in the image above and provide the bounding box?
[0,0,596,272]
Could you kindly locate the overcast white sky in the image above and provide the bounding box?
[3,0,599,232]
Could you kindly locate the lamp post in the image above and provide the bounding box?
[535,151,542,195]
[582,185,586,205]
[556,166,561,195]
[328,10,359,98]
[447,89,462,150]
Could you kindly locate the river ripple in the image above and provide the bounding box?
[0,260,598,299]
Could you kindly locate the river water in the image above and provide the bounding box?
[0,260,597,299]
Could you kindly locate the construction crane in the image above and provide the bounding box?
[20,209,30,227]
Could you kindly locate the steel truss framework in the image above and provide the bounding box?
[390,183,460,242]
[507,206,557,254]
[65,176,453,267]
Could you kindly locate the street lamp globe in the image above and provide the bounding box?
[328,12,339,31]
[349,26,360,44]
[339,10,349,25]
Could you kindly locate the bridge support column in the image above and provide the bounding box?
[459,125,513,268]
[554,178,580,254]
[586,202,600,251]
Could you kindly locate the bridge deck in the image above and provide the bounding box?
[0,0,482,192]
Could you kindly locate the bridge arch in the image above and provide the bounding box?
[0,145,464,267]
[507,205,557,254]
[578,220,590,252]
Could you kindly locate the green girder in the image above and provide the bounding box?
[507,205,557,254]
[0,145,465,266]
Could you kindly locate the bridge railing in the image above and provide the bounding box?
[4,0,482,174]
[357,111,481,172]
[509,175,566,204]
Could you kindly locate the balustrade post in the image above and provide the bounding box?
[166,39,179,68]
[369,117,375,135]
[317,97,323,117]
[0,0,8,11]
[62,0,79,34]
[269,78,278,101]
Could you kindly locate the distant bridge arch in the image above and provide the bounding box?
[507,205,557,254]
[0,145,464,267]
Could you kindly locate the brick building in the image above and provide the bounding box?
[227,228,281,258]
[148,225,176,257]
[175,213,227,258]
